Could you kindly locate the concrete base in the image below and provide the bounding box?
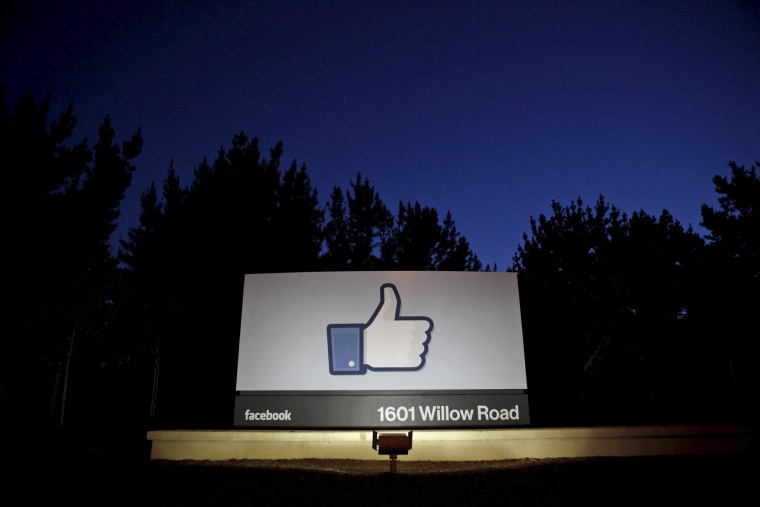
[147,425,752,461]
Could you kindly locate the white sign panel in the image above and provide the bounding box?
[235,271,527,392]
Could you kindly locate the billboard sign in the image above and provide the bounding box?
[234,271,529,428]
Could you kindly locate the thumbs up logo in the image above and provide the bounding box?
[327,283,434,375]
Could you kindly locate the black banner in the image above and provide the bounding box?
[233,391,529,429]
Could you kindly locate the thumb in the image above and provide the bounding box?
[373,284,400,323]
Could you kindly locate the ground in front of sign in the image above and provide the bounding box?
[4,430,753,506]
[26,453,753,506]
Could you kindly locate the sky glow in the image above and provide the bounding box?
[2,1,758,267]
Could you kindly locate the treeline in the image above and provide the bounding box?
[1,92,757,433]
[512,183,757,425]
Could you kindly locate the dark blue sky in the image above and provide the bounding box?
[3,1,759,267]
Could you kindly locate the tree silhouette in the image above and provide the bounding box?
[380,202,483,271]
[698,161,759,423]
[513,196,705,425]
[701,161,760,280]
[322,173,393,270]
[273,160,324,272]
[322,185,352,268]
[436,211,483,271]
[120,134,324,427]
[1,90,141,426]
[381,201,441,269]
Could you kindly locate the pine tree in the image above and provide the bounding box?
[698,161,760,423]
[322,173,392,270]
[512,196,705,424]
[1,91,141,425]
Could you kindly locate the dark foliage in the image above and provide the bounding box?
[322,173,393,270]
[118,133,325,428]
[512,195,743,425]
[321,174,483,271]
[0,89,141,428]
[698,161,760,425]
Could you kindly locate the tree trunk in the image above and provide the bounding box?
[150,347,161,417]
[49,363,61,417]
[59,328,77,426]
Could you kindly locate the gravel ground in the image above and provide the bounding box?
[6,451,754,506]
